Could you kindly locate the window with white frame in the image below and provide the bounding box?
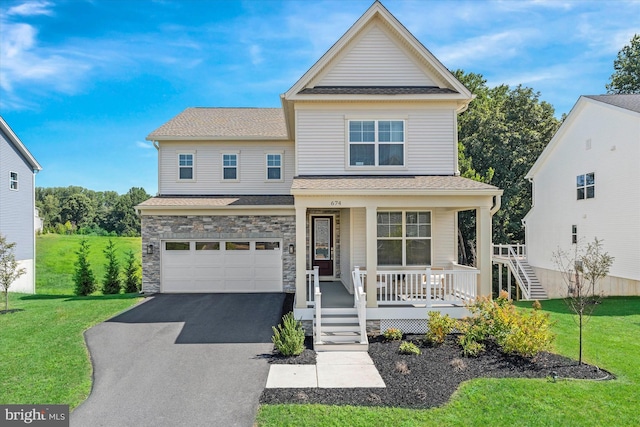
[222,153,238,180]
[576,173,595,199]
[9,171,18,190]
[349,120,404,166]
[266,153,282,180]
[571,225,577,244]
[377,211,431,266]
[178,154,194,180]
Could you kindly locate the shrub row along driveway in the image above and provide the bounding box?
[71,293,284,427]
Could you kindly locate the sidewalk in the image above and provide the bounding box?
[265,352,385,388]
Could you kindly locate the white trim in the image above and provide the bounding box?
[9,171,18,191]
[221,151,240,182]
[265,151,284,182]
[377,210,432,267]
[345,119,407,170]
[176,151,195,182]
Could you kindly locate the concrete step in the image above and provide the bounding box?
[314,342,369,352]
[318,317,359,325]
[321,308,357,315]
[319,334,362,343]
[321,324,362,333]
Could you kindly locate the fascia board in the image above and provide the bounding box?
[291,188,503,197]
[136,205,295,215]
[146,136,291,142]
[0,116,43,171]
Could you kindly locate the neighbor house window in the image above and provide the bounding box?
[9,171,18,190]
[266,153,282,180]
[178,154,194,180]
[349,120,404,166]
[222,154,238,180]
[377,211,431,266]
[571,225,577,244]
[576,173,595,199]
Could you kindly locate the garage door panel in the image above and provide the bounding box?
[162,240,282,293]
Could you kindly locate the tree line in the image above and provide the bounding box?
[36,186,151,237]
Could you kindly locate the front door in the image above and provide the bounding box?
[312,216,333,276]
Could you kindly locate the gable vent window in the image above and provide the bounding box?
[572,225,577,244]
[9,171,18,190]
[576,173,595,200]
[178,154,194,180]
[349,120,404,167]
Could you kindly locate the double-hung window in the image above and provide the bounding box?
[178,154,194,180]
[576,173,595,199]
[9,171,18,190]
[222,153,238,180]
[349,120,404,167]
[266,153,282,181]
[377,211,431,266]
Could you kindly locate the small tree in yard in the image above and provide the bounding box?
[74,239,96,296]
[101,239,121,294]
[0,234,26,312]
[553,238,614,364]
[122,250,140,293]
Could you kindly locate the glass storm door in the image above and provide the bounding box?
[312,217,333,276]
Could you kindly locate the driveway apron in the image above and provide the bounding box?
[71,293,284,427]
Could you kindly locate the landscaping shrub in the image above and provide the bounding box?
[457,318,486,357]
[101,239,121,294]
[122,250,141,293]
[74,239,96,296]
[398,341,421,355]
[383,327,403,341]
[425,311,456,344]
[272,312,305,356]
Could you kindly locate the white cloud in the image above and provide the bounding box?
[7,1,54,16]
[249,44,263,65]
[135,141,154,149]
[435,30,537,67]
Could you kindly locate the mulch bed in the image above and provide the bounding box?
[263,294,613,408]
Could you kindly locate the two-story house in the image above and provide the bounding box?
[0,116,42,294]
[523,95,640,298]
[137,1,502,344]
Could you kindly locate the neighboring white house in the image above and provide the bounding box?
[524,94,640,298]
[137,1,503,344]
[0,116,43,294]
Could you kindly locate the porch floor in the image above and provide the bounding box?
[318,281,353,308]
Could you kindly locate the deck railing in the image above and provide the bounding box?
[492,244,532,300]
[352,267,367,344]
[493,244,527,259]
[306,266,320,306]
[363,267,478,306]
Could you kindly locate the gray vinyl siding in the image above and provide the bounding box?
[0,131,35,261]
[296,108,456,175]
[158,140,294,195]
[316,24,435,87]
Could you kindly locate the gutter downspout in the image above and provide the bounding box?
[490,194,501,216]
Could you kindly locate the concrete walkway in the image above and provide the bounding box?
[265,352,385,388]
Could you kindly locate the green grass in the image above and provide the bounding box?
[36,234,141,294]
[257,297,640,427]
[0,234,142,408]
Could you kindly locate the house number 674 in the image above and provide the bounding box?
[330,201,342,206]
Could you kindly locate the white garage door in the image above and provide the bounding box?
[161,240,283,292]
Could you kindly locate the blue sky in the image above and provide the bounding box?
[1,0,638,195]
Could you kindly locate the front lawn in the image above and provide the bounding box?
[257,297,640,427]
[0,292,141,408]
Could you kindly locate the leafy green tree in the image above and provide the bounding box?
[0,234,26,311]
[74,239,96,296]
[61,193,95,229]
[36,194,61,229]
[122,250,141,293]
[108,187,151,236]
[455,71,561,256]
[606,34,640,94]
[101,239,121,294]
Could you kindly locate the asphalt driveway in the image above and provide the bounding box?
[71,293,285,427]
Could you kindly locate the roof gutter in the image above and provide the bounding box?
[490,194,501,216]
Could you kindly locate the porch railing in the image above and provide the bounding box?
[306,266,320,306]
[365,267,478,306]
[352,267,367,344]
[493,243,526,259]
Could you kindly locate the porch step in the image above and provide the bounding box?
[314,307,368,352]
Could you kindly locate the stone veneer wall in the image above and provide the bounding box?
[141,214,296,293]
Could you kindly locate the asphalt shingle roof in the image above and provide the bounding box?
[298,86,458,95]
[137,195,294,207]
[584,94,640,113]
[147,108,288,140]
[292,175,500,191]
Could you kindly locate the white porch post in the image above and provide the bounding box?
[365,205,378,308]
[476,206,492,297]
[295,205,307,309]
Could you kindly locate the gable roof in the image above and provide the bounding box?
[147,108,288,141]
[584,94,640,113]
[526,94,640,179]
[283,1,472,102]
[0,116,42,172]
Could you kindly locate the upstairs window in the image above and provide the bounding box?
[178,154,194,180]
[577,173,595,200]
[222,154,238,180]
[349,120,404,167]
[9,171,18,190]
[266,153,282,180]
